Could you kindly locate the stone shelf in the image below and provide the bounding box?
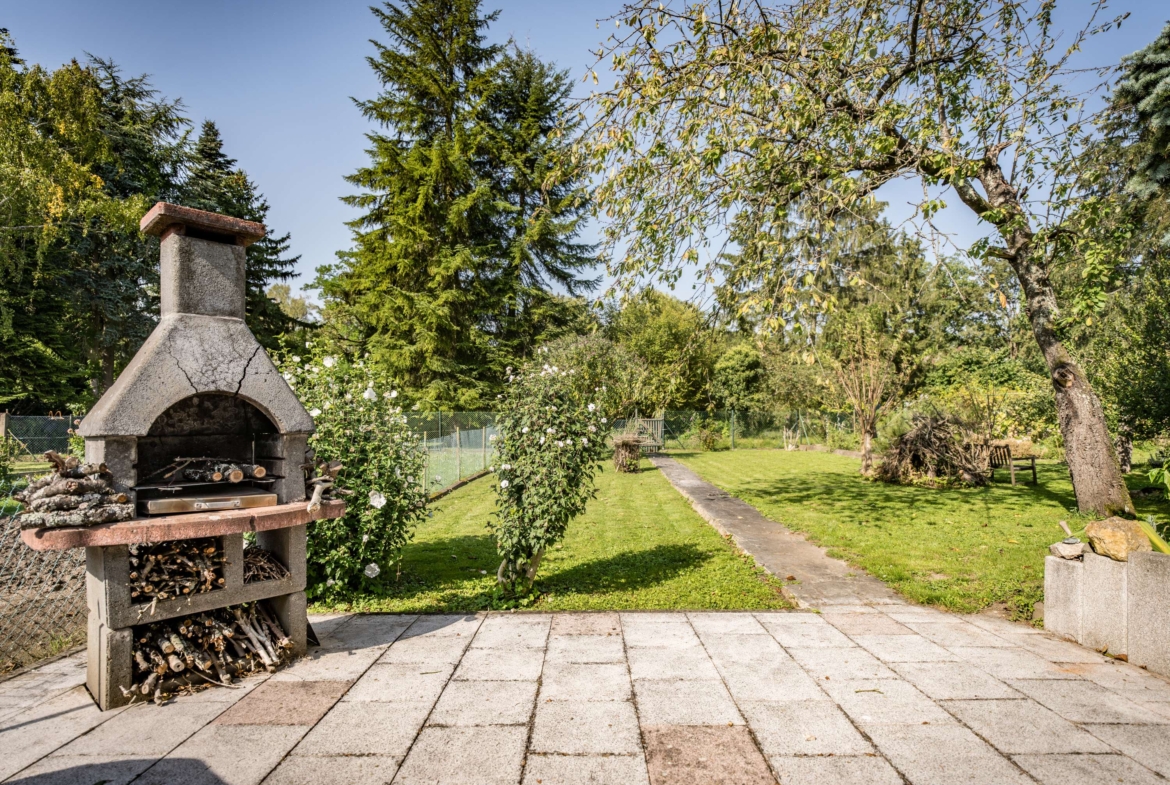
[20,500,345,551]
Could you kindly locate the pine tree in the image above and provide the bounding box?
[320,1,597,408]
[183,120,301,348]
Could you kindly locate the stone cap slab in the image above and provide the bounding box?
[141,202,266,246]
[20,500,344,551]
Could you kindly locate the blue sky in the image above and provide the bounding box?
[6,1,1168,302]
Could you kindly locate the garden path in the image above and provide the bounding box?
[650,454,901,608]
[3,610,1170,784]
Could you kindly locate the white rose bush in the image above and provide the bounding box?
[278,347,427,600]
[491,354,608,596]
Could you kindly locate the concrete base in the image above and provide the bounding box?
[1044,551,1170,677]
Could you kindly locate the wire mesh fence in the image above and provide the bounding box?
[407,412,499,495]
[1,414,77,468]
[660,410,857,451]
[0,474,88,674]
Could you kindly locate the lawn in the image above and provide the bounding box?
[674,450,1170,619]
[315,460,791,613]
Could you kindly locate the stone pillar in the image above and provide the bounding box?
[1043,556,1083,643]
[1081,553,1127,656]
[1128,552,1170,676]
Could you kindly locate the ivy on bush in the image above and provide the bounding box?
[278,347,427,600]
[491,352,608,595]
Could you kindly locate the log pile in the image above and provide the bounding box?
[129,538,227,603]
[15,451,134,529]
[243,545,289,583]
[125,602,292,704]
[147,457,268,485]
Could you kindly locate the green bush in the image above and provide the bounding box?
[491,353,608,596]
[278,348,427,600]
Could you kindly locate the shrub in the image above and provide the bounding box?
[491,353,608,595]
[278,348,427,600]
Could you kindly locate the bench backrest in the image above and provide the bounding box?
[989,444,1011,468]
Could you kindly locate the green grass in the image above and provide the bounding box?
[313,461,791,613]
[674,450,1170,619]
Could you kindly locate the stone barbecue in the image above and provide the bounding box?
[21,202,343,710]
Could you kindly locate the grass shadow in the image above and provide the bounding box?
[537,543,712,596]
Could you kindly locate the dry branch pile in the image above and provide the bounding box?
[147,457,268,485]
[125,602,292,704]
[305,459,345,513]
[875,414,988,488]
[15,451,134,529]
[612,434,643,473]
[243,546,289,583]
[129,538,226,603]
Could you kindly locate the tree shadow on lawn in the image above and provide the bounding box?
[380,534,712,611]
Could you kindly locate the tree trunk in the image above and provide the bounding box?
[860,429,874,475]
[1008,247,1133,517]
[1116,424,1133,475]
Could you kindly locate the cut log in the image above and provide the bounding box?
[18,503,134,529]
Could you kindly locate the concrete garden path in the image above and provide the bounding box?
[3,609,1170,785]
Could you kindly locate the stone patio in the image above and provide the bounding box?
[3,608,1170,784]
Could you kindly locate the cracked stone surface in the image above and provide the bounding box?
[3,608,1169,784]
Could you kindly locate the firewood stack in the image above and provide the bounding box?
[243,545,289,583]
[129,538,227,602]
[305,459,346,513]
[14,451,134,529]
[125,602,292,704]
[147,456,268,485]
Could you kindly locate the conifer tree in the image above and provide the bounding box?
[183,120,301,348]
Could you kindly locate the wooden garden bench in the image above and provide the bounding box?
[989,444,1037,486]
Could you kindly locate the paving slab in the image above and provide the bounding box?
[539,662,631,702]
[823,612,914,636]
[889,661,1021,700]
[852,633,959,662]
[865,723,1034,785]
[471,615,550,649]
[942,698,1113,754]
[341,662,452,703]
[267,645,382,683]
[686,612,767,636]
[261,753,401,785]
[0,687,125,781]
[384,725,527,785]
[378,632,472,665]
[52,699,227,756]
[621,621,702,649]
[530,700,642,754]
[522,754,649,785]
[902,620,1016,648]
[787,645,900,682]
[5,754,155,785]
[1006,677,1170,724]
[768,755,903,785]
[761,619,855,649]
[650,456,901,606]
[1012,753,1166,785]
[292,700,430,757]
[701,634,790,666]
[950,646,1081,680]
[642,725,774,785]
[739,700,873,757]
[428,679,537,726]
[549,613,620,635]
[632,679,743,726]
[544,634,625,664]
[714,661,827,703]
[626,646,720,681]
[1082,724,1170,779]
[134,724,308,785]
[821,677,957,727]
[452,645,544,681]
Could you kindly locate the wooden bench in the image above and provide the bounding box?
[989,444,1037,486]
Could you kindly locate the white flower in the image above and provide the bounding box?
[369,490,387,509]
[323,356,336,368]
[565,438,573,446]
[522,426,529,434]
[588,403,596,412]
[362,387,377,401]
[601,417,607,424]
[588,425,596,433]
[500,479,510,489]
[362,534,370,543]
[489,434,498,441]
[502,464,511,471]
[310,408,322,418]
[326,578,335,586]
[582,437,588,446]
[345,393,353,401]
[390,390,398,399]
[540,437,546,445]
[555,440,564,448]
[364,563,381,578]
[546,427,555,434]
[324,401,331,410]
[291,356,301,363]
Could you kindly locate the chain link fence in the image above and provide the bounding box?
[406,412,499,495]
[660,410,857,451]
[1,414,77,469]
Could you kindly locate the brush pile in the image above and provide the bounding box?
[875,414,988,488]
[125,602,292,704]
[129,538,227,603]
[243,545,289,583]
[612,433,643,473]
[15,451,134,529]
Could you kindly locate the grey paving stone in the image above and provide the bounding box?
[1006,678,1170,724]
[0,686,125,781]
[471,615,551,649]
[740,700,873,757]
[701,634,791,666]
[621,621,702,649]
[53,699,226,756]
[903,621,1016,649]
[135,724,308,785]
[633,679,743,726]
[620,611,692,624]
[768,754,903,785]
[626,645,720,681]
[1012,753,1166,785]
[808,604,887,614]
[822,678,956,727]
[261,754,400,785]
[866,723,1033,785]
[942,698,1113,754]
[378,632,472,665]
[764,620,855,648]
[823,612,914,636]
[341,662,452,703]
[787,645,899,682]
[292,701,430,757]
[539,662,631,702]
[452,646,545,681]
[1067,661,1170,704]
[544,634,625,664]
[882,606,957,623]
[642,725,774,785]
[383,725,527,785]
[852,633,958,662]
[1083,723,1170,778]
[319,614,414,649]
[686,612,767,636]
[550,613,621,636]
[950,646,1081,680]
[1002,633,1108,664]
[268,645,382,683]
[530,700,641,754]
[965,614,1043,636]
[714,661,828,703]
[521,753,649,785]
[7,755,155,785]
[214,680,350,726]
[752,611,826,624]
[398,614,482,639]
[428,679,537,726]
[890,661,1021,700]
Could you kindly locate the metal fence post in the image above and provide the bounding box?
[481,425,487,471]
[455,426,461,480]
[730,411,736,449]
